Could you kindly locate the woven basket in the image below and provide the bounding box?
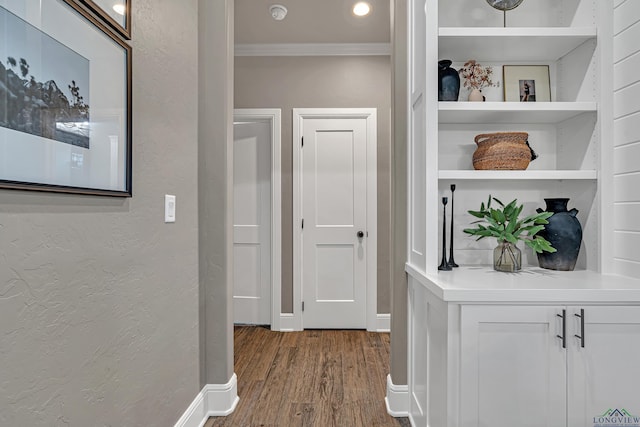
[472,132,533,170]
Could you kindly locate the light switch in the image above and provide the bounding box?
[165,195,176,223]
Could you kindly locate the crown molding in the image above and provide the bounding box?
[234,43,391,57]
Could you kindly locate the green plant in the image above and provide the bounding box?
[463,196,557,254]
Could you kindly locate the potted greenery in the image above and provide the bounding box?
[463,196,556,272]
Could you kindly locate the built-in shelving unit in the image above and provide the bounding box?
[403,2,623,425]
[407,0,611,274]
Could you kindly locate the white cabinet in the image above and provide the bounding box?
[460,305,567,427]
[461,304,640,427]
[567,306,640,427]
[406,270,640,427]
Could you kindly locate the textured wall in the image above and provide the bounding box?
[199,0,235,386]
[235,55,392,314]
[0,0,201,425]
[390,0,408,385]
[613,0,640,278]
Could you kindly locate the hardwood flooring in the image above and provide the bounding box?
[205,326,410,427]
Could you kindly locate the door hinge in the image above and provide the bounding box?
[302,301,305,312]
[302,218,304,229]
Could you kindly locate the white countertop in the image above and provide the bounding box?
[406,264,640,303]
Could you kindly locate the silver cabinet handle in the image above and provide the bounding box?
[557,309,566,348]
[574,309,585,348]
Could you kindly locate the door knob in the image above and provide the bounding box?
[357,231,364,238]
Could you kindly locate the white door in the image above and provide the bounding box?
[298,113,375,329]
[568,306,640,427]
[232,121,271,324]
[460,305,567,427]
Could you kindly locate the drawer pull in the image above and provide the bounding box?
[556,309,566,349]
[574,309,585,348]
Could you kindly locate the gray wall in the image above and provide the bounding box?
[0,0,203,425]
[390,0,408,385]
[199,0,235,385]
[235,55,392,313]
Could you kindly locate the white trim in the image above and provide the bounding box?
[234,43,391,57]
[280,311,388,332]
[385,374,410,418]
[278,313,301,332]
[174,374,240,427]
[376,313,391,332]
[292,108,378,331]
[233,109,282,331]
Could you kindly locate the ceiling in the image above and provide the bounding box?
[234,0,391,44]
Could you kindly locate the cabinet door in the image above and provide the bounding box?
[568,306,640,427]
[460,305,567,427]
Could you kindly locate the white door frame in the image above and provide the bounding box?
[233,109,282,331]
[292,108,377,331]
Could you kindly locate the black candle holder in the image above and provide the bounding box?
[447,184,459,268]
[438,196,452,271]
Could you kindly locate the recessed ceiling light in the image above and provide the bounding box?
[353,1,371,16]
[113,3,126,15]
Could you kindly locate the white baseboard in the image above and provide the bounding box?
[385,374,409,417]
[277,313,301,331]
[174,374,240,427]
[276,313,389,332]
[376,313,391,332]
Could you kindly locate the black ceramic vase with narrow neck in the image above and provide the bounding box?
[438,60,460,101]
[536,198,582,271]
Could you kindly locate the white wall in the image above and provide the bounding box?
[613,0,640,278]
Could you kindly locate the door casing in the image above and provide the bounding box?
[233,109,282,331]
[292,108,378,331]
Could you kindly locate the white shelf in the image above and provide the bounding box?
[438,170,597,180]
[438,27,597,62]
[439,102,597,124]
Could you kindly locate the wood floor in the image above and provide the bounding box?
[205,326,410,427]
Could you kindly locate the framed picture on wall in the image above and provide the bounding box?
[0,0,132,196]
[503,65,551,102]
[77,0,131,39]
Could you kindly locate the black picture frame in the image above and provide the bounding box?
[77,0,131,40]
[0,1,132,196]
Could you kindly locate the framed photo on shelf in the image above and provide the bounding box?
[503,65,551,102]
[0,1,132,196]
[77,0,131,39]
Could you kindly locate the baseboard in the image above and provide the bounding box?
[278,313,300,331]
[385,374,409,417]
[376,313,391,332]
[277,313,388,332]
[174,374,240,427]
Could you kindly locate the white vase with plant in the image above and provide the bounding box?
[458,59,500,102]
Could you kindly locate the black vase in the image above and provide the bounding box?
[438,60,460,101]
[536,198,583,271]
